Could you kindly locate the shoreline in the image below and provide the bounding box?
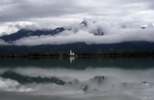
[0,52,154,59]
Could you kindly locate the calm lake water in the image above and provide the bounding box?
[0,58,154,100]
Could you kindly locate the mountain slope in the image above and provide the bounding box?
[0,27,65,42]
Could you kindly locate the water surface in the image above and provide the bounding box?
[0,58,154,100]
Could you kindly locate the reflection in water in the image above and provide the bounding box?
[0,58,154,100]
[69,56,76,64]
[0,58,154,69]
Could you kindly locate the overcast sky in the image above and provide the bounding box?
[0,0,154,27]
[0,0,154,45]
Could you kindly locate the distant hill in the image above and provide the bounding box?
[0,41,153,58]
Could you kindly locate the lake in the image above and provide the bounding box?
[0,58,154,100]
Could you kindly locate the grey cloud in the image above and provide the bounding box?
[13,28,154,46]
[1,0,154,46]
[12,21,154,46]
[0,19,154,46]
[0,0,88,22]
[0,0,154,33]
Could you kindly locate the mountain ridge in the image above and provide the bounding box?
[0,27,65,42]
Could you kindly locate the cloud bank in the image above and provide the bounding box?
[12,20,154,46]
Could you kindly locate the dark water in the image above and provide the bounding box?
[0,58,154,100]
[0,58,154,69]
